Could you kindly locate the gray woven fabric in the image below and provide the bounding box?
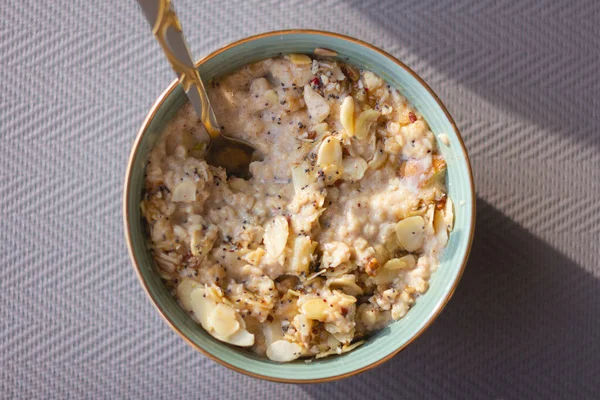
[1,0,599,398]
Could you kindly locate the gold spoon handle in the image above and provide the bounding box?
[137,0,220,138]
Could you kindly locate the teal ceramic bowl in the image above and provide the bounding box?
[124,30,475,383]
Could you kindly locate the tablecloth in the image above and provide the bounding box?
[1,0,599,398]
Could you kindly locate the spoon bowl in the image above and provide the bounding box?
[137,0,260,177]
[205,134,262,179]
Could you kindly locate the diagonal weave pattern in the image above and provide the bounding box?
[1,0,599,398]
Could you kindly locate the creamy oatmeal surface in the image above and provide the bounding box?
[141,54,453,362]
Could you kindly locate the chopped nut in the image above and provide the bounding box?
[436,194,448,210]
[364,258,380,277]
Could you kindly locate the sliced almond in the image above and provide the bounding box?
[383,254,417,270]
[317,136,343,169]
[332,331,353,344]
[309,122,329,136]
[264,215,289,257]
[327,334,341,349]
[288,54,312,65]
[291,163,316,193]
[314,48,338,57]
[327,274,364,296]
[190,229,208,257]
[321,164,341,185]
[289,235,318,275]
[303,84,330,122]
[368,140,387,170]
[341,340,365,353]
[315,348,337,359]
[301,298,329,322]
[263,320,284,347]
[294,314,312,338]
[209,303,240,338]
[332,64,346,81]
[249,77,271,96]
[333,290,357,304]
[266,340,303,362]
[373,268,398,285]
[433,208,449,248]
[171,181,196,202]
[423,203,435,234]
[342,64,360,81]
[176,278,200,312]
[323,262,357,278]
[190,287,255,347]
[224,328,255,347]
[395,216,426,252]
[341,157,367,181]
[340,96,355,136]
[261,89,278,108]
[354,109,380,139]
[438,133,451,146]
[444,197,454,232]
[189,287,216,330]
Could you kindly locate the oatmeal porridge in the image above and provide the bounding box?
[141,53,453,362]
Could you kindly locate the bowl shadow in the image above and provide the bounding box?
[344,0,600,152]
[299,198,600,398]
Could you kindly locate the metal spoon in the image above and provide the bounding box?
[136,0,261,178]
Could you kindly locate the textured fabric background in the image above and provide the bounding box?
[1,0,599,398]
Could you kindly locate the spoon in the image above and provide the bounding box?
[136,0,261,178]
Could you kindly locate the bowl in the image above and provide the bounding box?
[123,29,475,383]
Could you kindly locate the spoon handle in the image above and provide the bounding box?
[136,0,220,138]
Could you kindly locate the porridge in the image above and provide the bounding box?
[141,53,453,362]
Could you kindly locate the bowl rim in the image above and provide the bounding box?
[123,28,476,383]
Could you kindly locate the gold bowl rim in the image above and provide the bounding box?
[123,29,476,383]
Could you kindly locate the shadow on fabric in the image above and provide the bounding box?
[299,198,600,398]
[342,0,600,151]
